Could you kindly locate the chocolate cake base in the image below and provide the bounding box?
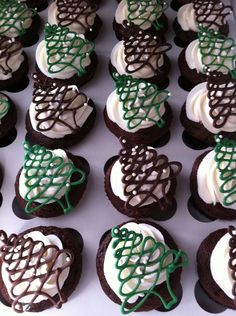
[170,0,192,11]
[84,15,103,41]
[197,228,236,309]
[27,0,48,12]
[0,95,17,140]
[16,14,41,47]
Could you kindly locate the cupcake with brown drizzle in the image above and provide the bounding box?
[104,142,182,219]
[25,74,96,149]
[48,0,102,41]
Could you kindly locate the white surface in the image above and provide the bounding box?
[0,0,236,315]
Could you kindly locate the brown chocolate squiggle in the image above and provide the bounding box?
[0,36,22,76]
[32,74,87,133]
[56,0,97,33]
[122,22,171,75]
[207,71,236,129]
[193,0,232,29]
[228,226,236,305]
[0,230,74,313]
[119,144,182,210]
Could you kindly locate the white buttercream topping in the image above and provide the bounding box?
[177,3,198,32]
[104,222,171,303]
[210,232,234,299]
[186,82,236,133]
[1,231,70,304]
[111,41,164,79]
[48,1,96,35]
[29,85,93,139]
[19,149,73,203]
[197,150,236,209]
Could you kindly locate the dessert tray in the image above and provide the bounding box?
[1,0,236,315]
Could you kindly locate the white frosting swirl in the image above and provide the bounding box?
[197,150,236,209]
[29,85,93,139]
[48,1,96,35]
[106,89,165,133]
[110,150,171,207]
[186,82,236,133]
[111,41,164,79]
[115,0,162,30]
[177,3,198,32]
[35,38,91,80]
[19,149,73,203]
[1,230,70,304]
[210,232,234,299]
[104,222,172,303]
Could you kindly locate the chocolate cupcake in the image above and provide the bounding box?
[170,0,191,11]
[181,72,236,147]
[178,28,236,90]
[48,0,102,41]
[0,36,29,92]
[110,22,171,89]
[104,73,172,145]
[104,143,182,219]
[197,226,236,310]
[15,141,89,218]
[35,24,97,88]
[113,0,168,40]
[174,0,231,47]
[96,220,188,313]
[0,93,17,146]
[190,136,236,220]
[0,225,83,312]
[20,0,48,12]
[0,0,41,47]
[25,74,96,149]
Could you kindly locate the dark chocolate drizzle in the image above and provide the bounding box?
[122,22,171,75]
[32,74,88,133]
[207,71,236,129]
[0,229,74,313]
[56,0,97,33]
[119,143,182,210]
[0,36,22,76]
[193,0,232,30]
[228,226,236,305]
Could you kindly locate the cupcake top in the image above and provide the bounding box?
[177,0,232,32]
[111,23,171,79]
[186,72,236,133]
[29,74,93,139]
[0,0,36,38]
[36,24,94,80]
[48,0,97,36]
[0,228,74,312]
[103,221,188,313]
[110,143,182,209]
[0,93,10,123]
[115,0,168,30]
[210,226,236,300]
[106,73,170,133]
[185,28,236,74]
[0,36,24,80]
[18,142,86,215]
[197,136,236,210]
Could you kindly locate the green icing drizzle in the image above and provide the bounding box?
[0,0,36,37]
[111,226,188,314]
[23,141,86,214]
[0,94,10,122]
[198,27,236,76]
[45,23,94,76]
[214,135,236,207]
[127,0,168,31]
[113,72,169,130]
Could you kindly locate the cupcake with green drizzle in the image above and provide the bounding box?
[104,73,172,145]
[14,142,89,218]
[113,0,168,40]
[190,135,236,220]
[96,220,188,313]
[35,23,97,88]
[0,0,41,47]
[0,93,17,147]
